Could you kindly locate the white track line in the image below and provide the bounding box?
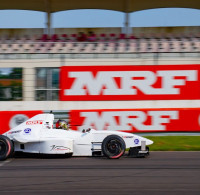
[0,159,12,167]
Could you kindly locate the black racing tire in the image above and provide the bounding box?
[0,135,14,161]
[102,135,126,159]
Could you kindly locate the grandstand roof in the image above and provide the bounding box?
[1,0,200,13]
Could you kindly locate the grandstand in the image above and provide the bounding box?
[0,26,200,55]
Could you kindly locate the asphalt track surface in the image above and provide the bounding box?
[0,152,200,195]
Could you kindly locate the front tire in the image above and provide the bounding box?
[0,135,14,161]
[102,135,126,159]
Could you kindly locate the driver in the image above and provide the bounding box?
[56,119,69,130]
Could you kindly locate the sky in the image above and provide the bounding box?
[0,8,200,28]
[0,68,12,75]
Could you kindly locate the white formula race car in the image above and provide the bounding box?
[0,113,153,160]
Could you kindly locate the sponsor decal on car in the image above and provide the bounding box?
[134,139,139,144]
[24,128,31,134]
[8,130,22,134]
[122,136,134,138]
[26,120,43,125]
[50,145,71,151]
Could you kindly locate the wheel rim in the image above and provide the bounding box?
[106,139,122,156]
[0,140,7,156]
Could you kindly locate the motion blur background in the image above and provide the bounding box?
[0,0,200,134]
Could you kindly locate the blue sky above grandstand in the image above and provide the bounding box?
[0,8,200,28]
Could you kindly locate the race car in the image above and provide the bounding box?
[0,113,153,160]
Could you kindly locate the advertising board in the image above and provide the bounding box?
[1,109,200,134]
[69,108,200,133]
[60,65,200,101]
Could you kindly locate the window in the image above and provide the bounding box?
[35,68,60,101]
[0,68,23,101]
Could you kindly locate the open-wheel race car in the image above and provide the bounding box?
[0,113,153,160]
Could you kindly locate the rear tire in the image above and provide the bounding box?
[0,135,14,161]
[102,135,126,159]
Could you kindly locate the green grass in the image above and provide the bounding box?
[144,136,200,151]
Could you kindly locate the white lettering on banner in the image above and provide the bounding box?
[64,70,197,96]
[157,71,197,94]
[79,111,178,131]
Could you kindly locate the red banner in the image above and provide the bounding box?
[60,65,200,101]
[1,109,200,134]
[69,108,200,133]
[0,111,43,134]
